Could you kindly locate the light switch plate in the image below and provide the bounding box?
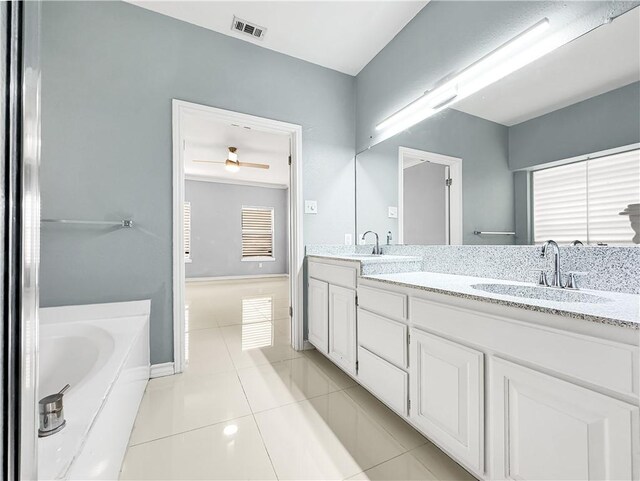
[388,206,398,218]
[344,234,352,245]
[305,200,318,214]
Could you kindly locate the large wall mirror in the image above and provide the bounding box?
[356,7,640,246]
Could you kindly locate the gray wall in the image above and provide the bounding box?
[404,162,447,245]
[357,109,514,245]
[40,1,355,364]
[509,82,640,170]
[355,1,639,152]
[185,181,288,278]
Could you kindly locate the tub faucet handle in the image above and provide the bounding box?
[38,384,71,437]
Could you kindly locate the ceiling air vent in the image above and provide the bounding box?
[231,16,266,40]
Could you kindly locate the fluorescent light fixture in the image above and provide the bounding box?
[376,18,553,139]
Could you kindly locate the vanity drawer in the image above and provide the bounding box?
[308,261,357,289]
[358,308,407,369]
[358,285,407,320]
[411,297,639,399]
[357,346,408,416]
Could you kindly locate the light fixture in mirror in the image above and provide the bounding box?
[376,18,553,141]
[357,7,640,247]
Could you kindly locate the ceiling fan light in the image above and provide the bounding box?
[225,159,240,172]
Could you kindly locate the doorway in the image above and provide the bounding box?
[171,100,303,375]
[397,147,463,245]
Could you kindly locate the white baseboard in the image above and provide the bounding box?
[150,362,175,378]
[186,274,289,283]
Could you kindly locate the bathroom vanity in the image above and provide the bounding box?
[306,254,640,481]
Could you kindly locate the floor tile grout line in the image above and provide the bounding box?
[303,351,429,455]
[127,413,256,448]
[341,386,429,454]
[251,412,280,481]
[227,315,281,481]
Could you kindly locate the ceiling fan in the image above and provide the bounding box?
[193,147,270,172]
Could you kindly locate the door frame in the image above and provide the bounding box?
[397,146,463,245]
[171,100,304,374]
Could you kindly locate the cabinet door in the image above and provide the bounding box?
[328,284,357,375]
[490,357,639,481]
[410,328,484,473]
[308,278,329,353]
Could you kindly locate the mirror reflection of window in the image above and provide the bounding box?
[533,149,640,245]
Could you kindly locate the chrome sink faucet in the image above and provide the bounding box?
[362,231,381,255]
[540,240,563,288]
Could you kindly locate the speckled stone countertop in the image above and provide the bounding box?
[307,254,421,264]
[307,254,422,276]
[362,272,640,329]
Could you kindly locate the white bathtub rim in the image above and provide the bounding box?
[40,299,150,325]
[38,302,150,480]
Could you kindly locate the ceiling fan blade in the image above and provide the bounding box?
[192,159,225,164]
[237,162,270,170]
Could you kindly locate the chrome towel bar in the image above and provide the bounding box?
[473,231,515,235]
[42,219,133,228]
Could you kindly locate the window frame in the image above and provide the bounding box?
[184,201,192,263]
[241,205,276,262]
[531,147,640,246]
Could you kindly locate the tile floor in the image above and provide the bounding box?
[120,278,476,480]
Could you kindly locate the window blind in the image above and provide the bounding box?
[242,207,274,258]
[533,149,640,245]
[184,201,191,259]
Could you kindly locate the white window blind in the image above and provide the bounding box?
[533,149,640,245]
[241,207,274,258]
[184,201,191,259]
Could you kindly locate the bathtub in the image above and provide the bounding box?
[38,301,150,480]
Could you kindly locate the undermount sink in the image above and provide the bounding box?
[471,283,611,304]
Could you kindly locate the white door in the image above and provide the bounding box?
[490,357,639,481]
[410,328,484,473]
[307,278,329,353]
[328,285,357,375]
[402,159,450,244]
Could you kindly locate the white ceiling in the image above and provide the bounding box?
[454,7,640,126]
[182,113,290,187]
[126,1,427,75]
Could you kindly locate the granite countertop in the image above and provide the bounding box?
[307,254,422,264]
[361,271,640,329]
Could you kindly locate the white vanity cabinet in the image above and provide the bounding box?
[306,263,640,481]
[307,260,358,373]
[357,285,409,415]
[328,284,357,375]
[307,278,329,353]
[409,328,484,473]
[490,357,638,481]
